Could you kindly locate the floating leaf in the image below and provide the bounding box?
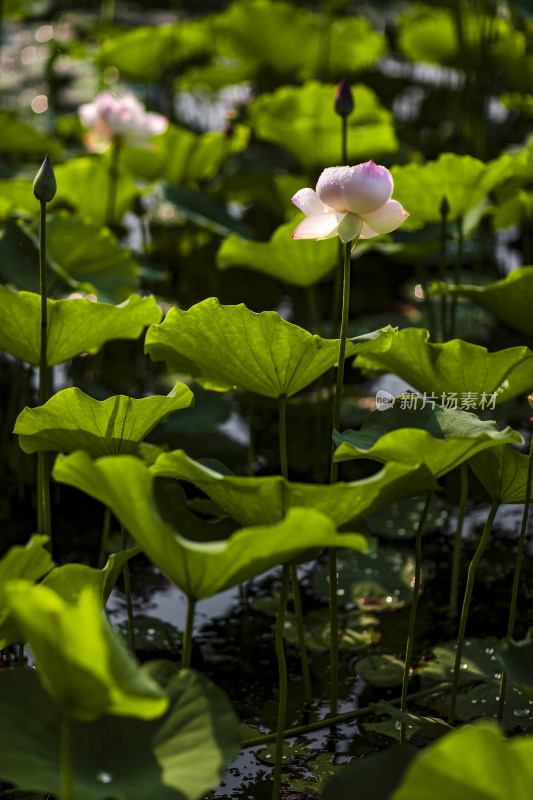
[0,287,161,366]
[216,221,338,287]
[429,268,533,337]
[427,683,533,730]
[391,723,533,800]
[498,629,533,699]
[468,445,533,503]
[0,534,53,649]
[391,153,514,229]
[145,298,396,397]
[248,81,398,171]
[356,655,406,687]
[282,607,380,652]
[0,667,239,800]
[150,449,437,527]
[52,451,369,601]
[15,384,194,457]
[334,402,522,478]
[6,583,168,721]
[418,638,501,688]
[352,327,533,408]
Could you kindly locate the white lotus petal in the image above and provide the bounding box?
[359,222,380,239]
[359,199,410,234]
[291,188,329,215]
[292,211,343,240]
[316,162,394,216]
[338,213,363,243]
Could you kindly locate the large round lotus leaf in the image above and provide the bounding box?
[334,402,522,478]
[216,221,338,287]
[0,534,53,649]
[145,297,395,397]
[352,327,533,408]
[0,287,161,366]
[391,723,533,800]
[52,451,369,601]
[429,268,533,336]
[6,582,168,722]
[0,667,239,800]
[418,638,501,688]
[120,123,249,185]
[498,629,533,699]
[150,448,437,527]
[97,20,211,82]
[391,153,514,228]
[356,654,405,687]
[0,109,61,162]
[14,384,194,457]
[427,683,533,731]
[52,156,138,225]
[398,5,524,68]
[247,81,398,171]
[468,445,533,503]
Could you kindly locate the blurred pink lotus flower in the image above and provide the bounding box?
[291,161,409,243]
[78,91,168,152]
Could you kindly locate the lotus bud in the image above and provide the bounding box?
[33,155,57,203]
[334,78,354,118]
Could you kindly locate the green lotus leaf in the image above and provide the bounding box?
[0,109,61,162]
[0,287,161,366]
[426,683,533,731]
[52,451,369,600]
[213,1,385,82]
[0,534,53,649]
[149,449,437,527]
[216,221,338,287]
[498,630,533,699]
[0,176,38,219]
[247,81,398,171]
[333,402,522,478]
[352,327,533,408]
[14,384,194,457]
[429,268,533,337]
[41,547,142,606]
[321,743,418,800]
[355,655,406,687]
[372,700,453,739]
[162,184,252,239]
[121,123,249,185]
[0,214,140,302]
[468,445,533,503]
[97,20,211,82]
[391,153,514,229]
[6,582,168,721]
[0,667,239,800]
[418,638,502,688]
[391,723,533,800]
[145,297,396,397]
[51,156,138,225]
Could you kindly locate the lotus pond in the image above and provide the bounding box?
[3,0,533,798]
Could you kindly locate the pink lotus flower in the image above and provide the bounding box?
[78,91,168,152]
[291,161,409,243]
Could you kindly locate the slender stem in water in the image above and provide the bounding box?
[121,523,136,653]
[400,490,433,743]
[61,714,74,800]
[272,564,290,800]
[449,463,469,619]
[38,199,52,542]
[181,597,196,669]
[105,141,121,227]
[448,499,500,725]
[498,432,533,722]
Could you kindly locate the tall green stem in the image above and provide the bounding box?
[278,395,312,704]
[449,215,463,339]
[61,714,74,800]
[98,505,112,569]
[272,565,290,800]
[400,490,433,743]
[121,523,136,653]
[448,499,500,725]
[439,197,449,342]
[449,463,469,619]
[498,432,533,722]
[38,199,52,542]
[182,597,196,669]
[105,141,121,228]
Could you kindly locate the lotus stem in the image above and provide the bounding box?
[247,395,255,476]
[181,597,196,669]
[272,564,290,800]
[449,214,463,339]
[498,432,533,722]
[121,523,136,653]
[449,463,469,619]
[400,490,433,743]
[278,395,312,704]
[448,499,500,725]
[60,714,74,800]
[38,198,52,544]
[439,196,449,341]
[97,506,112,569]
[105,141,120,228]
